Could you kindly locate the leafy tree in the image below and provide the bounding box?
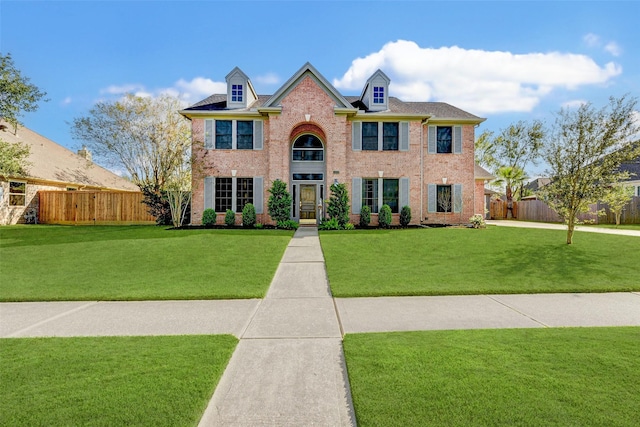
[326,182,350,228]
[0,138,31,177]
[0,53,48,133]
[601,185,635,226]
[71,94,191,190]
[541,95,640,244]
[267,179,292,223]
[476,120,545,200]
[493,165,529,218]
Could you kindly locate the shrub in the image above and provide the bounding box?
[225,209,236,226]
[254,223,264,229]
[277,219,299,230]
[268,179,293,223]
[344,222,355,230]
[242,203,256,228]
[400,205,412,227]
[141,185,172,226]
[469,214,486,229]
[319,217,341,230]
[326,183,350,228]
[202,208,217,226]
[359,205,371,227]
[378,204,392,228]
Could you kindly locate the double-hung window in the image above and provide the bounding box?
[215,121,233,149]
[361,178,399,213]
[362,179,379,213]
[9,181,26,206]
[361,122,399,151]
[215,178,233,212]
[206,119,260,150]
[236,178,253,212]
[427,125,462,154]
[236,121,254,150]
[437,127,452,153]
[436,185,452,213]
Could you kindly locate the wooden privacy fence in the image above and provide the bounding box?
[492,197,640,224]
[38,191,156,225]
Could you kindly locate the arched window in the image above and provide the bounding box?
[292,135,324,161]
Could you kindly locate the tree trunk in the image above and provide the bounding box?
[566,215,575,245]
[616,212,621,226]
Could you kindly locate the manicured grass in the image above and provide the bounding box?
[0,335,237,426]
[585,223,640,230]
[0,225,293,301]
[320,227,640,297]
[344,327,640,427]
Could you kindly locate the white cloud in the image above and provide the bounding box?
[561,99,588,109]
[254,73,280,86]
[604,42,622,57]
[333,40,622,114]
[99,77,226,106]
[61,96,72,106]
[583,33,601,47]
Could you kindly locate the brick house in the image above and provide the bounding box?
[181,63,487,226]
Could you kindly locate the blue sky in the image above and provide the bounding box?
[2,1,639,176]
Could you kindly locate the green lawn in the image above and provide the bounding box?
[320,227,640,297]
[344,327,640,427]
[0,225,293,301]
[585,223,640,230]
[0,335,237,426]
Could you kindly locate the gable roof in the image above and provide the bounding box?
[619,154,640,181]
[181,63,485,123]
[262,62,355,110]
[0,124,139,191]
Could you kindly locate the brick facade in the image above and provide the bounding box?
[183,63,487,226]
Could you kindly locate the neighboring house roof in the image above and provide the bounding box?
[182,63,485,123]
[0,123,139,191]
[618,155,640,182]
[474,164,495,181]
[524,177,551,192]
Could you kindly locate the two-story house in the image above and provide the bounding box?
[180,63,487,226]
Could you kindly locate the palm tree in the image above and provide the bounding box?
[494,166,529,218]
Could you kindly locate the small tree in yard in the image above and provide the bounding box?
[242,203,256,227]
[601,185,635,226]
[378,204,392,228]
[541,95,640,244]
[400,205,412,227]
[327,182,350,228]
[359,205,371,227]
[268,179,292,223]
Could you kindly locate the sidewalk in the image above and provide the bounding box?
[487,219,640,237]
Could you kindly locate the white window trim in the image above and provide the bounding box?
[9,180,27,207]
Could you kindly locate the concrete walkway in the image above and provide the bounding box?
[2,226,640,426]
[487,219,640,237]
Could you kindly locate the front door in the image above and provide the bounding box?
[300,184,316,220]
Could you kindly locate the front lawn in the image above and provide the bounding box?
[320,227,640,297]
[0,335,237,426]
[344,327,640,427]
[0,226,293,301]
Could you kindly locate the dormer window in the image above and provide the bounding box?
[360,69,390,111]
[373,86,385,104]
[232,84,243,103]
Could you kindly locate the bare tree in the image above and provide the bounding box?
[438,186,452,221]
